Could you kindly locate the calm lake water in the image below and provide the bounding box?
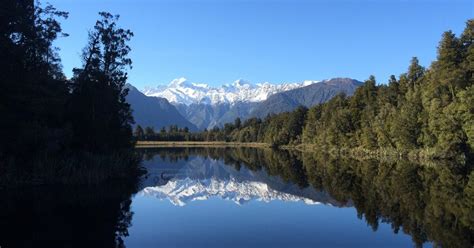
[1,147,472,247]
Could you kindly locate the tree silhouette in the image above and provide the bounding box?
[69,12,134,153]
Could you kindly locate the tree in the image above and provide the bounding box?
[387,75,400,106]
[234,118,241,129]
[69,12,134,153]
[0,0,69,161]
[302,105,322,144]
[144,126,155,140]
[457,85,474,152]
[357,76,379,149]
[133,125,144,140]
[407,57,425,89]
[433,31,464,101]
[460,19,473,90]
[0,2,145,184]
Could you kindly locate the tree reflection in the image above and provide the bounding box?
[302,152,474,248]
[138,147,473,248]
[0,178,140,248]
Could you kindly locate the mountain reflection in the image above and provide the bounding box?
[0,148,472,248]
[138,147,474,248]
[138,148,343,207]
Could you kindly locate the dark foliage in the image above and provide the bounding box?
[0,177,140,247]
[68,12,134,153]
[0,1,140,185]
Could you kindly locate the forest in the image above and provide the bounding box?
[0,1,141,185]
[137,20,473,161]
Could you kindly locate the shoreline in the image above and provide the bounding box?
[135,141,468,164]
[135,141,270,148]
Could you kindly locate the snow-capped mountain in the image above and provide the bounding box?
[141,177,319,206]
[136,77,361,129]
[143,77,318,105]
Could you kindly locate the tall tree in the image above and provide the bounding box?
[69,12,134,153]
[433,31,464,102]
[0,0,69,161]
[407,57,425,89]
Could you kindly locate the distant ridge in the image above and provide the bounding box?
[126,84,197,131]
[250,78,363,118]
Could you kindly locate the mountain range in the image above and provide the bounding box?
[126,78,363,130]
[143,77,317,105]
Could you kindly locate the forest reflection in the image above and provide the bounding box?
[0,147,472,248]
[139,147,474,248]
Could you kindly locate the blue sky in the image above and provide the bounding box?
[48,0,473,88]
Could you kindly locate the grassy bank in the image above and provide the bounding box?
[135,141,270,148]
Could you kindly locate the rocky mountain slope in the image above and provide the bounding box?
[251,78,363,118]
[137,77,362,129]
[126,84,197,130]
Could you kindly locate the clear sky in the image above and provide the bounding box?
[47,0,473,88]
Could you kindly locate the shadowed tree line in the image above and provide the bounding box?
[0,1,141,186]
[138,147,474,248]
[137,20,473,161]
[135,107,308,145]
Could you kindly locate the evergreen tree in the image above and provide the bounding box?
[144,126,155,140]
[69,12,134,153]
[433,31,464,101]
[387,75,400,106]
[133,125,144,140]
[287,106,308,144]
[234,117,241,129]
[0,0,69,161]
[460,20,473,87]
[407,57,425,89]
[302,105,322,144]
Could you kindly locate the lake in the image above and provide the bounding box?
[0,147,472,247]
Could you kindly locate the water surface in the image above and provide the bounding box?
[1,147,472,247]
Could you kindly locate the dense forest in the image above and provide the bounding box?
[0,1,141,185]
[138,147,474,248]
[138,20,473,160]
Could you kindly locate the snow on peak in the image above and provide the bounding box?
[143,78,319,105]
[169,77,188,86]
[140,177,319,207]
[232,79,251,87]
